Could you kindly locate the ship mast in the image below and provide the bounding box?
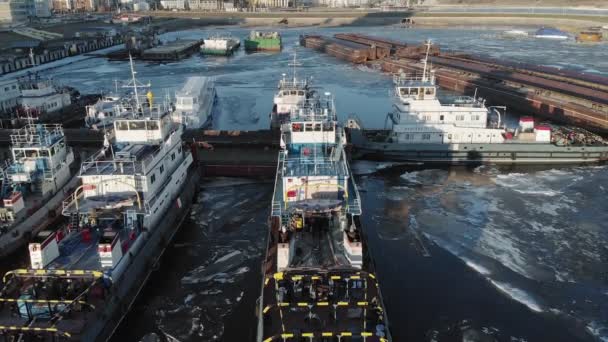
[422,39,432,83]
[123,54,150,114]
[288,50,301,85]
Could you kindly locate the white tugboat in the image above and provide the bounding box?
[348,42,608,165]
[171,76,216,129]
[0,57,199,341]
[200,35,240,56]
[257,93,392,341]
[270,52,317,129]
[0,123,76,257]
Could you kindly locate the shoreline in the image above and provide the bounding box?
[146,11,608,32]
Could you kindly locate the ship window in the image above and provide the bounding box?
[40,150,49,157]
[448,134,452,139]
[291,91,297,95]
[472,115,480,120]
[425,88,435,96]
[409,88,418,95]
[305,123,313,132]
[314,123,321,132]
[423,115,431,121]
[25,150,37,158]
[440,115,444,121]
[117,121,129,130]
[292,123,302,132]
[456,115,465,121]
[14,150,24,159]
[298,91,304,96]
[400,88,408,96]
[146,121,159,130]
[422,133,431,140]
[160,165,164,174]
[151,174,156,184]
[323,123,333,131]
[171,153,175,161]
[129,121,145,130]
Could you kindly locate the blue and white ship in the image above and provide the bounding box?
[534,27,570,40]
[257,89,392,341]
[0,123,76,257]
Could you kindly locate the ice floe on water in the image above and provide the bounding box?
[389,164,608,339]
[489,280,543,313]
[400,169,448,186]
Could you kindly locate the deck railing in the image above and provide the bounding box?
[9,124,64,147]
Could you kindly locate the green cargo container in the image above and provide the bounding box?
[244,31,282,51]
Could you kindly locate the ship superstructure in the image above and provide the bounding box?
[19,77,71,114]
[0,123,76,256]
[201,35,240,56]
[0,59,198,341]
[258,94,391,341]
[85,60,160,130]
[171,76,216,129]
[271,52,316,129]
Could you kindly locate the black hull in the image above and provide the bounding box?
[85,166,200,342]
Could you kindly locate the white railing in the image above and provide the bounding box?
[279,78,308,89]
[10,124,64,147]
[393,72,436,86]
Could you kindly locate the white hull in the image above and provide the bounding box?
[534,35,569,40]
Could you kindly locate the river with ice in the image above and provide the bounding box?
[35,24,608,341]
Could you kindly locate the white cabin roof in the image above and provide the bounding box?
[176,76,213,98]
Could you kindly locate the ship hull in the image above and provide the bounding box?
[82,165,200,341]
[244,38,282,52]
[201,48,234,56]
[348,129,608,165]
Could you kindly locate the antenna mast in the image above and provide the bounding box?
[422,39,431,82]
[129,54,141,112]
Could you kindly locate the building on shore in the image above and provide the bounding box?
[0,0,35,23]
[0,0,13,22]
[160,0,223,10]
[160,0,184,9]
[248,0,288,8]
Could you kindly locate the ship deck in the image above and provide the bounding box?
[79,144,158,177]
[288,213,350,269]
[0,266,108,341]
[48,227,129,271]
[261,269,388,341]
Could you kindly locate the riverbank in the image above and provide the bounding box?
[146,11,608,31]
